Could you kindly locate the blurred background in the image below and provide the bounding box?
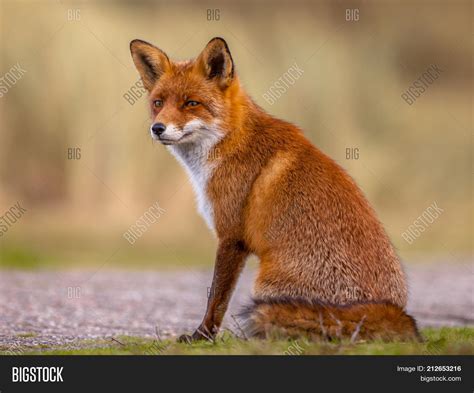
[0,0,471,271]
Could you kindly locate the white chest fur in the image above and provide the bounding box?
[167,130,222,233]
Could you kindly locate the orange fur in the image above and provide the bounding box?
[241,298,420,342]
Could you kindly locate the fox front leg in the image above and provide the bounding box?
[178,239,248,343]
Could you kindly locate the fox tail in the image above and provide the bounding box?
[239,297,421,342]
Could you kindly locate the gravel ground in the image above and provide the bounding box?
[0,262,472,351]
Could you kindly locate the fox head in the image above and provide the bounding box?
[130,37,239,146]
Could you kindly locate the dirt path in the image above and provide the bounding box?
[0,262,472,351]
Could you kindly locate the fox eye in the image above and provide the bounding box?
[184,100,200,107]
[153,99,163,108]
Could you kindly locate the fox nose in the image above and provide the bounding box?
[151,122,166,136]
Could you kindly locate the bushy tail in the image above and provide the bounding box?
[239,297,421,342]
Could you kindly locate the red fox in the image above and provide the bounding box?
[130,37,420,342]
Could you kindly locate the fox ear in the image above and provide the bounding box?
[195,37,234,88]
[130,39,170,91]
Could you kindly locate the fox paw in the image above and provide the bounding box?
[177,328,214,343]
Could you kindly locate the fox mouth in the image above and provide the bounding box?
[158,132,193,145]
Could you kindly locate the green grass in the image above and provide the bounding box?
[0,240,214,270]
[4,328,473,356]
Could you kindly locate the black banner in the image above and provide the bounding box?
[0,355,472,392]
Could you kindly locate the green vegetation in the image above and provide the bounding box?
[4,328,473,356]
[0,235,215,270]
